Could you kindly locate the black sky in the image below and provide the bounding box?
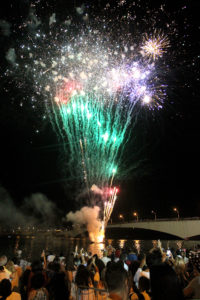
[0,0,200,223]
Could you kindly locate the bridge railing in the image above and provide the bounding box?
[108,217,200,224]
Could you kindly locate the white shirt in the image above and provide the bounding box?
[101,256,111,266]
[134,267,142,286]
[134,268,150,287]
[124,262,129,271]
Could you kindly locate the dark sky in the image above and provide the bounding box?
[0,0,200,223]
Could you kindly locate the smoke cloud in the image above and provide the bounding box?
[0,186,59,228]
[23,193,57,223]
[6,48,16,65]
[90,184,103,195]
[66,206,102,242]
[0,187,30,226]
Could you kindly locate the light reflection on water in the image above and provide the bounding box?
[0,233,199,260]
[119,239,126,249]
[134,240,141,253]
[88,241,105,256]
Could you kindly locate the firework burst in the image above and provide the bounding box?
[2,0,189,239]
[141,31,170,61]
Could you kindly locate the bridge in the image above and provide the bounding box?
[107,218,200,239]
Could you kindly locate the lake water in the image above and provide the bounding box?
[0,232,200,261]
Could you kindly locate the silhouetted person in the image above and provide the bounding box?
[150,263,184,300]
[105,262,129,300]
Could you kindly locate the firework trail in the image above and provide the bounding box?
[45,27,168,233]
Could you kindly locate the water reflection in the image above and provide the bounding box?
[0,233,199,261]
[134,240,141,253]
[119,239,126,249]
[107,239,113,247]
[88,242,105,257]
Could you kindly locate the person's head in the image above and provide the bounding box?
[110,253,115,262]
[120,253,128,262]
[106,261,112,269]
[138,276,150,292]
[142,264,149,271]
[73,257,81,267]
[129,260,140,278]
[105,262,129,298]
[137,252,145,262]
[95,257,105,275]
[103,250,108,258]
[31,272,45,290]
[47,261,60,273]
[11,257,20,265]
[87,252,92,258]
[0,279,12,299]
[170,247,177,259]
[146,249,162,268]
[75,265,91,288]
[92,254,98,262]
[31,260,43,273]
[128,248,136,254]
[115,249,121,258]
[181,250,186,258]
[48,272,69,300]
[5,261,15,274]
[150,263,184,300]
[174,256,186,275]
[0,256,7,268]
[65,259,75,271]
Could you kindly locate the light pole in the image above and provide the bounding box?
[173,207,180,220]
[151,210,157,221]
[133,212,138,222]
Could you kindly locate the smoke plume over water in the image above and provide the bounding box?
[66,206,102,242]
[0,186,59,228]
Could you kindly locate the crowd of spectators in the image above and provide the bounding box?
[0,240,200,299]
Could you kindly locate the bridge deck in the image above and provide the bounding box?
[107,219,200,239]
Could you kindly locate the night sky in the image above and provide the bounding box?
[0,0,200,225]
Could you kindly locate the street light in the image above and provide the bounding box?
[119,214,124,222]
[151,210,157,221]
[133,211,138,222]
[173,207,180,220]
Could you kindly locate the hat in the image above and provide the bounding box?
[5,261,15,273]
[47,255,55,262]
[0,255,8,267]
[17,250,22,256]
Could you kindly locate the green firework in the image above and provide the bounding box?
[50,92,134,189]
